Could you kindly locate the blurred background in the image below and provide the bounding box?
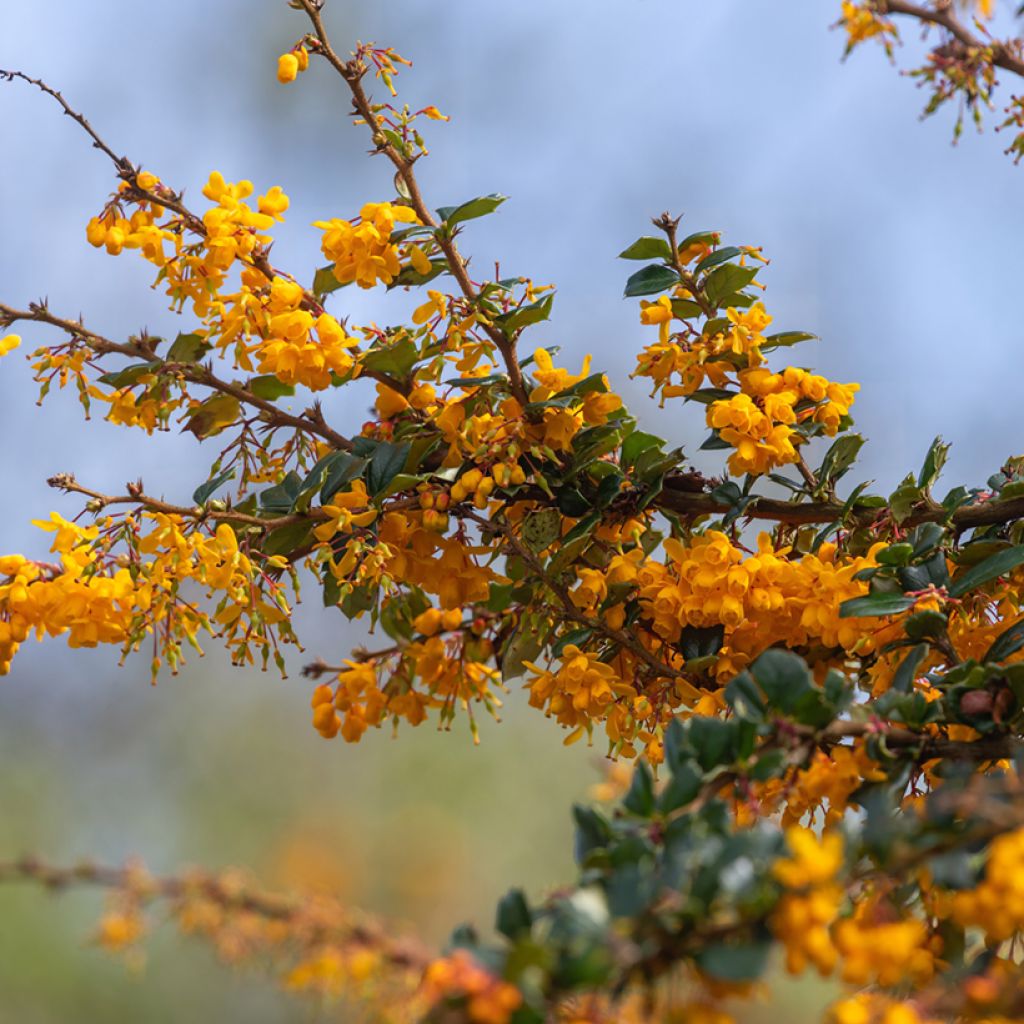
[0,0,1020,1019]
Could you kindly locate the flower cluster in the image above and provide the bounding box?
[422,950,523,1024]
[770,827,845,977]
[950,826,1024,942]
[708,367,858,476]
[314,201,422,289]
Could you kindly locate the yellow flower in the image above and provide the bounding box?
[277,52,300,84]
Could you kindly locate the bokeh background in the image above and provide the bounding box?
[0,1,1021,1019]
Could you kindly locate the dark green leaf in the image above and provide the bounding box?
[312,264,345,296]
[623,264,679,298]
[949,545,1024,599]
[762,330,817,349]
[658,761,702,813]
[985,618,1024,663]
[820,434,864,486]
[166,332,210,363]
[751,649,812,712]
[365,441,410,496]
[98,360,162,389]
[622,761,655,817]
[694,247,742,273]
[437,193,507,226]
[497,294,555,335]
[892,643,929,693]
[696,941,771,982]
[361,336,419,380]
[839,594,915,618]
[918,436,950,491]
[259,471,303,512]
[319,451,366,503]
[618,236,672,261]
[247,375,295,400]
[192,469,235,506]
[704,264,759,306]
[495,888,532,940]
[261,519,315,558]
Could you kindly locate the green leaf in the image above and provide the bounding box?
[696,941,771,983]
[495,888,532,940]
[259,471,303,512]
[247,375,295,400]
[704,264,759,306]
[192,468,236,506]
[319,451,366,503]
[670,298,704,320]
[312,264,345,296]
[622,761,655,817]
[761,330,817,350]
[387,258,448,289]
[949,545,1024,599]
[501,611,550,682]
[522,508,562,552]
[621,431,664,469]
[183,394,241,439]
[819,434,864,486]
[573,805,612,863]
[260,519,315,558]
[437,193,507,226]
[361,336,419,380]
[658,760,702,813]
[892,643,929,693]
[918,436,950,491]
[725,671,767,722]
[889,478,923,525]
[497,294,555,335]
[98,360,162,389]
[694,246,742,273]
[904,609,949,642]
[751,648,812,712]
[680,625,725,662]
[365,441,410,496]
[166,332,210,363]
[623,264,679,298]
[618,236,673,261]
[688,717,735,772]
[839,593,915,618]
[985,618,1024,663]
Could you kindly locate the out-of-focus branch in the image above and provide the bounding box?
[0,855,431,971]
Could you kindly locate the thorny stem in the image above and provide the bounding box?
[0,302,353,451]
[46,474,325,532]
[656,213,716,321]
[294,0,532,408]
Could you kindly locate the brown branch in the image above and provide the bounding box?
[0,302,353,451]
[46,474,325,532]
[819,719,1022,762]
[656,213,715,321]
[293,0,531,408]
[875,0,1024,79]
[0,856,431,971]
[655,470,1024,531]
